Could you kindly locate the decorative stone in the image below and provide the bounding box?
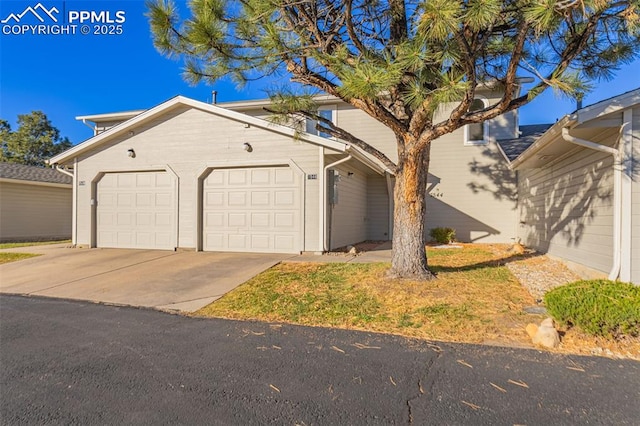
[347,245,358,254]
[526,317,560,348]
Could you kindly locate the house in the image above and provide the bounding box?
[0,162,72,242]
[498,88,640,285]
[48,87,519,254]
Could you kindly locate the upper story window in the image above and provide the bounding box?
[464,98,489,146]
[306,106,336,138]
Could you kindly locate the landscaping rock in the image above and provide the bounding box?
[524,306,548,315]
[526,318,560,348]
[347,245,358,255]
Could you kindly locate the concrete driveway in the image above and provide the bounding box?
[0,244,291,312]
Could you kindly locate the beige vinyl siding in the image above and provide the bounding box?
[366,174,390,240]
[632,106,640,284]
[333,104,399,164]
[74,106,322,251]
[329,164,367,249]
[95,120,130,135]
[518,146,615,275]
[0,182,71,242]
[426,135,518,242]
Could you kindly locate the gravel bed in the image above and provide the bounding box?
[507,254,581,302]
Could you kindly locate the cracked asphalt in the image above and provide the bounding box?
[1,294,638,425]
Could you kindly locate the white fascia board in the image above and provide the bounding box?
[0,178,72,189]
[76,110,145,122]
[573,88,640,124]
[50,96,347,165]
[510,116,573,170]
[219,94,342,111]
[345,145,391,175]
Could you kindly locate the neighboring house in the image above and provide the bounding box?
[48,87,519,255]
[498,88,640,284]
[0,162,72,242]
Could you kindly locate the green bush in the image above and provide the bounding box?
[544,280,640,338]
[429,227,456,244]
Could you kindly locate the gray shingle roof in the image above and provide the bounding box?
[0,162,72,185]
[497,124,553,162]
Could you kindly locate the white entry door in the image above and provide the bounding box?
[202,166,302,253]
[97,171,175,250]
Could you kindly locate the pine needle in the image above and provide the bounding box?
[461,400,481,410]
[490,382,507,393]
[352,342,381,349]
[457,359,473,368]
[508,379,529,388]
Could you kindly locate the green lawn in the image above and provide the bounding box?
[0,240,70,249]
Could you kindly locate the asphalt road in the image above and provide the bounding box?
[1,295,638,425]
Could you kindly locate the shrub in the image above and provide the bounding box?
[544,280,640,338]
[429,227,456,244]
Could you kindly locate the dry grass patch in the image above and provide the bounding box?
[196,244,542,347]
[0,253,41,264]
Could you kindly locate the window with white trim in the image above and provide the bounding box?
[464,98,489,145]
[306,106,336,138]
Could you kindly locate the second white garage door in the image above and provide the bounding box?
[202,166,302,253]
[97,171,175,250]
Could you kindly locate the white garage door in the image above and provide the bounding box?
[97,171,175,250]
[202,166,302,253]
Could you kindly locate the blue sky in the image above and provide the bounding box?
[1,0,639,145]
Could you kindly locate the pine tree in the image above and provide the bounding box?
[148,0,640,279]
[0,111,72,167]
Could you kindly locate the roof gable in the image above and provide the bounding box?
[49,96,350,165]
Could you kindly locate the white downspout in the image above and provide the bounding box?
[385,172,394,240]
[81,119,97,136]
[322,155,352,251]
[53,161,77,246]
[561,127,621,280]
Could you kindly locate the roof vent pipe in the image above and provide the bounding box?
[212,91,217,104]
[575,92,584,110]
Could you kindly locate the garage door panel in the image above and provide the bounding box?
[251,191,269,205]
[251,169,270,184]
[97,171,175,250]
[229,169,247,185]
[275,235,295,251]
[117,212,132,226]
[275,168,295,184]
[203,166,301,253]
[250,213,270,228]
[117,193,133,207]
[156,193,172,207]
[251,235,270,249]
[117,173,134,187]
[228,192,246,206]
[228,234,248,249]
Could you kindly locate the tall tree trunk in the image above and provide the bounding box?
[389,143,436,280]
